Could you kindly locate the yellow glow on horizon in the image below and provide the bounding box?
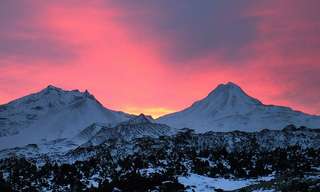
[124,107,176,119]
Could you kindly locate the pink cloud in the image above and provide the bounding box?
[0,0,319,116]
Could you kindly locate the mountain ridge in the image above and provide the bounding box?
[1,83,320,150]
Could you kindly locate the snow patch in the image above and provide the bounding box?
[178,173,275,191]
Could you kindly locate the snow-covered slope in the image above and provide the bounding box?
[157,82,320,132]
[84,114,173,146]
[0,114,173,161]
[0,85,131,149]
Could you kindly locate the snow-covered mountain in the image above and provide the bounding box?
[157,82,320,132]
[0,85,132,149]
[2,82,320,151]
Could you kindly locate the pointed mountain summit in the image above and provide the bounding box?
[207,82,261,105]
[125,113,154,125]
[194,82,262,114]
[157,82,320,132]
[0,85,132,149]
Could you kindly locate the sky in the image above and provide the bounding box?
[0,0,320,118]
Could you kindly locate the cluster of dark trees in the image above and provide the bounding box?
[0,157,185,192]
[191,145,320,178]
[1,145,319,191]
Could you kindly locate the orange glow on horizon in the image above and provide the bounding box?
[123,107,176,119]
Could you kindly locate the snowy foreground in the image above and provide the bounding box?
[177,173,320,191]
[179,174,274,191]
[1,130,319,191]
[138,168,276,191]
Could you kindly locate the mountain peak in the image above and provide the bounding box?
[126,114,154,125]
[40,85,95,99]
[210,82,242,95]
[182,82,263,116]
[225,82,241,88]
[42,85,64,93]
[7,85,101,110]
[226,81,237,85]
[83,89,96,100]
[46,84,60,89]
[207,82,261,105]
